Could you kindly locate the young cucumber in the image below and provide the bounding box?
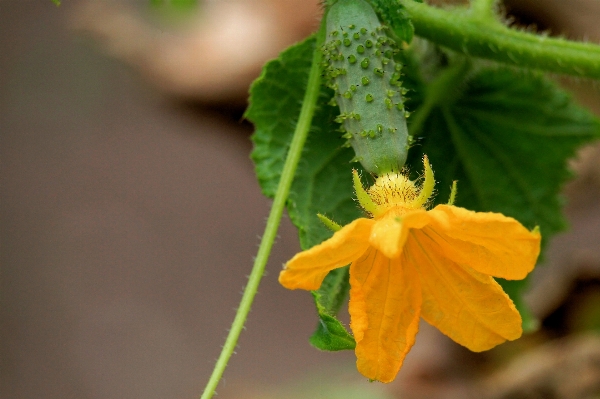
[324,0,409,175]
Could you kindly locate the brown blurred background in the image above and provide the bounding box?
[1,1,599,399]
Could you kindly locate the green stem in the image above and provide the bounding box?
[469,0,497,20]
[400,0,600,79]
[199,19,326,399]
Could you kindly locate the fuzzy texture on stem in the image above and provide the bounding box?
[400,0,600,79]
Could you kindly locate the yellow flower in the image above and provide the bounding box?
[279,156,541,383]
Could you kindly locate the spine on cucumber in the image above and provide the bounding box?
[323,0,409,175]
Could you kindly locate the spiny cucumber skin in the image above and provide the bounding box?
[324,0,409,175]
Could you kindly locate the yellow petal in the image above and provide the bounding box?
[369,210,430,259]
[427,205,541,280]
[349,247,421,382]
[279,218,373,290]
[407,230,522,351]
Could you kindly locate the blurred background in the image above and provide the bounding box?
[1,1,599,398]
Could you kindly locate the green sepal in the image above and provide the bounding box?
[352,169,377,214]
[317,213,343,232]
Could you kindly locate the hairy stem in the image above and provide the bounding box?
[199,20,326,399]
[400,0,600,79]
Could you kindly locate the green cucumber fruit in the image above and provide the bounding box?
[324,0,409,175]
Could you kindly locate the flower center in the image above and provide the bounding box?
[353,156,435,218]
[368,172,423,215]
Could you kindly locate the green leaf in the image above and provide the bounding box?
[248,37,362,247]
[247,37,359,350]
[410,66,600,237]
[310,290,356,351]
[405,65,600,328]
[314,266,350,315]
[310,266,354,351]
[367,0,414,43]
[502,279,538,331]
